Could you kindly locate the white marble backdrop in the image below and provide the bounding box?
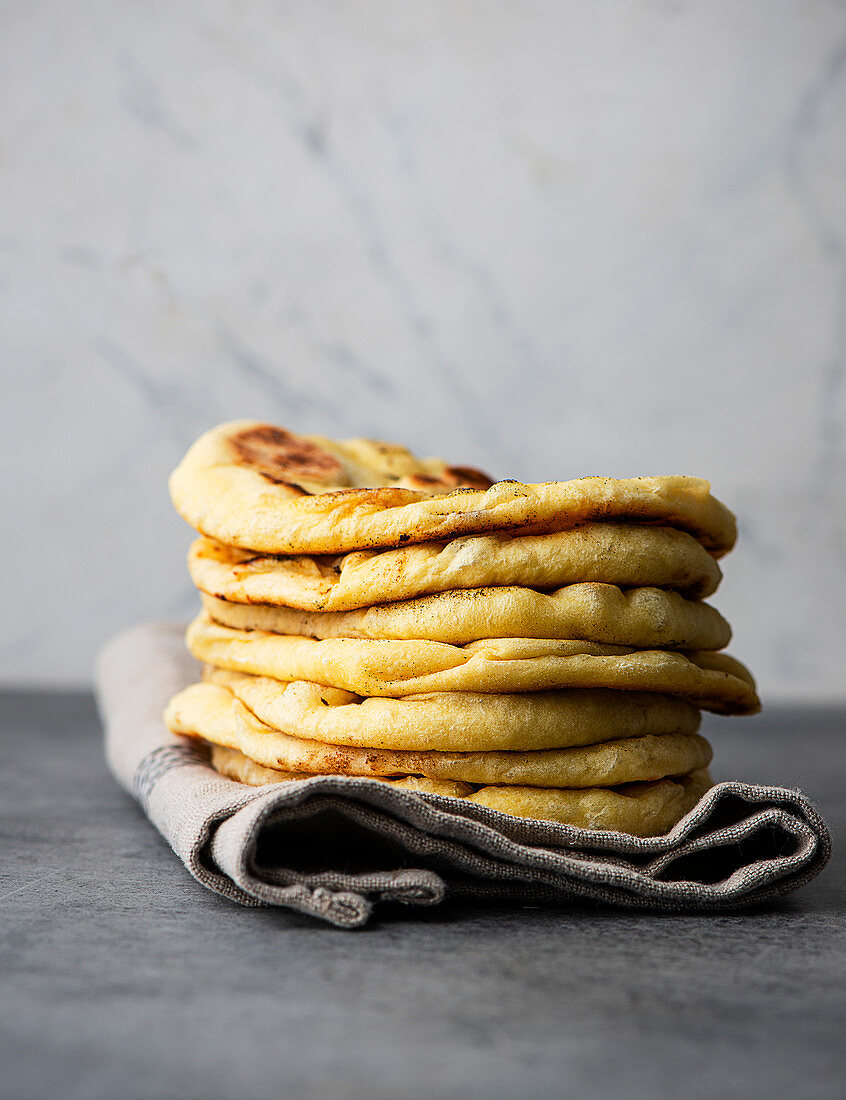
[1,0,845,700]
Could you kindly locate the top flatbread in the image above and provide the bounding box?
[170,421,737,555]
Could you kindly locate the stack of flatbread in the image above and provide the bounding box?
[164,420,760,837]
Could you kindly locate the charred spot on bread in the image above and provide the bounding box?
[229,425,345,488]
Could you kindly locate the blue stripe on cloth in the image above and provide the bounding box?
[134,742,208,811]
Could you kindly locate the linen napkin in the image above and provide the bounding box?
[96,623,831,929]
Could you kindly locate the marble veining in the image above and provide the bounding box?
[1,0,845,700]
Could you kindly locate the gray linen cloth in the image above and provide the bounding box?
[97,623,831,929]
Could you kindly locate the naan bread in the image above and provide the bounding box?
[201,580,731,650]
[208,744,474,798]
[170,421,736,555]
[187,612,760,714]
[166,680,712,787]
[466,771,713,835]
[200,667,701,751]
[189,522,723,612]
[204,742,711,836]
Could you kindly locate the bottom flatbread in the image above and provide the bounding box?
[207,742,712,836]
[209,744,474,798]
[467,770,712,834]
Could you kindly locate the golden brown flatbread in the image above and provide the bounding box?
[208,744,475,798]
[166,679,712,787]
[170,421,737,555]
[186,612,760,714]
[204,741,712,836]
[200,667,702,751]
[200,579,731,650]
[465,771,713,835]
[189,522,723,611]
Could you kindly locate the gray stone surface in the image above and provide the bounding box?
[1,692,844,1100]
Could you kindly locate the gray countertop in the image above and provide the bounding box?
[1,692,844,1100]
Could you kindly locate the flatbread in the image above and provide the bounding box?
[170,421,737,555]
[201,667,702,751]
[200,581,731,650]
[205,742,711,836]
[189,523,723,611]
[208,744,474,798]
[466,771,713,835]
[166,679,712,787]
[186,612,760,714]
